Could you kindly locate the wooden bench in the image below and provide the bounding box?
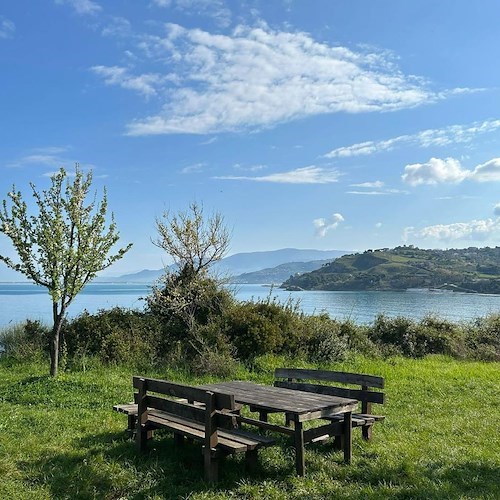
[273,368,385,444]
[113,400,243,438]
[119,377,274,482]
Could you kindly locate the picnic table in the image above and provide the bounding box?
[198,380,358,475]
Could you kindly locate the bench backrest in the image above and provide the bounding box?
[274,368,385,407]
[133,376,235,450]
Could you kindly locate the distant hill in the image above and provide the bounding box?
[281,246,500,294]
[231,259,333,284]
[214,248,350,276]
[96,248,350,283]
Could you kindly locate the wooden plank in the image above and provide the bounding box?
[274,380,385,404]
[146,411,270,451]
[199,381,358,418]
[227,428,276,447]
[294,418,305,476]
[355,413,385,422]
[235,415,295,436]
[136,378,149,453]
[275,368,384,389]
[113,404,137,415]
[133,376,235,410]
[326,414,375,426]
[343,411,352,464]
[303,422,343,443]
[145,395,206,424]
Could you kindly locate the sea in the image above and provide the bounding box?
[1,282,499,328]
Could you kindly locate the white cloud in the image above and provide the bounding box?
[0,17,15,39]
[494,203,500,216]
[91,66,167,98]
[350,181,384,188]
[101,17,131,38]
[470,158,500,182]
[214,166,340,184]
[404,218,500,242]
[402,157,470,186]
[116,23,444,136]
[375,222,383,228]
[324,119,500,158]
[55,0,102,15]
[314,213,344,238]
[180,162,206,174]
[402,156,500,185]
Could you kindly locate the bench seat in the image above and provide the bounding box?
[147,409,275,452]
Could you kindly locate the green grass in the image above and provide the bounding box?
[0,355,499,499]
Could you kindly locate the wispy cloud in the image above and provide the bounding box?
[314,213,344,237]
[91,66,168,98]
[5,147,99,178]
[55,0,102,15]
[232,163,266,172]
[494,203,500,216]
[404,218,500,242]
[350,181,384,188]
[7,147,72,169]
[346,180,407,195]
[101,16,131,38]
[346,190,387,196]
[214,166,340,184]
[0,17,15,39]
[179,162,206,174]
[102,23,457,136]
[402,157,500,185]
[324,119,500,158]
[151,0,231,27]
[200,137,218,145]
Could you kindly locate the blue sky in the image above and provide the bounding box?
[1,0,500,279]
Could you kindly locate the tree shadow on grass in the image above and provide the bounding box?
[29,430,279,499]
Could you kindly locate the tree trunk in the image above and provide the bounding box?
[50,302,65,377]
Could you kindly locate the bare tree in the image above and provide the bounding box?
[0,166,132,376]
[154,202,230,279]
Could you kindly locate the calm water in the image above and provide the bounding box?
[0,282,499,328]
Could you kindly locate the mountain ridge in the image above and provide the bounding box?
[95,248,351,283]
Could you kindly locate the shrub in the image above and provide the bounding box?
[301,314,349,363]
[0,320,50,360]
[464,314,500,361]
[62,308,162,367]
[224,299,302,360]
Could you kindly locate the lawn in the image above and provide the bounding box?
[0,355,498,499]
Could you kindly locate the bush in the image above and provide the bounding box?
[464,314,500,361]
[0,320,50,360]
[62,308,162,367]
[301,314,349,363]
[224,299,302,360]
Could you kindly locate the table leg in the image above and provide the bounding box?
[294,416,305,476]
[343,411,352,464]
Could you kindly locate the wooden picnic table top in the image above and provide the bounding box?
[198,380,358,423]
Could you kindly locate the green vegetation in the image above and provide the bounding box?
[282,246,500,294]
[0,355,498,499]
[1,203,498,497]
[0,167,131,376]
